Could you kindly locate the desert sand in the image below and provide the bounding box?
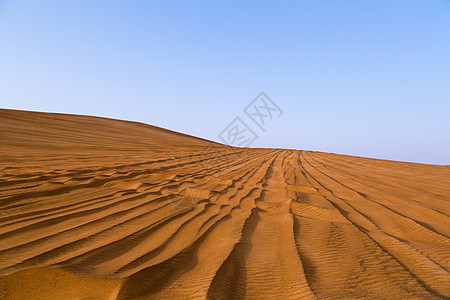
[0,109,449,299]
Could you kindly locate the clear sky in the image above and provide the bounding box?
[1,1,449,165]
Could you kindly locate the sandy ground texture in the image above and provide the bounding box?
[0,109,449,299]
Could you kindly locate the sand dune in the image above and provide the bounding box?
[0,109,449,299]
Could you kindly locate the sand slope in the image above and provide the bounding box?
[0,109,449,299]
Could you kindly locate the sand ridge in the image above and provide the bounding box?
[0,109,449,299]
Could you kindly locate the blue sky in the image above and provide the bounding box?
[1,1,449,164]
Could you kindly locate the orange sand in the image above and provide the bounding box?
[0,109,449,299]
